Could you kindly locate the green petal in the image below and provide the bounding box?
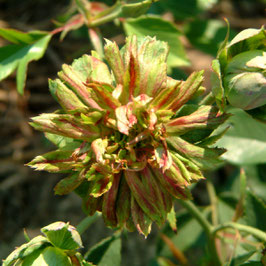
[154,145,172,172]
[120,48,140,104]
[102,174,121,228]
[30,113,100,142]
[141,167,171,221]
[167,136,225,170]
[152,167,191,200]
[171,152,204,183]
[91,138,108,164]
[49,78,88,111]
[87,82,121,111]
[116,176,131,227]
[167,206,177,232]
[149,79,182,111]
[54,172,86,195]
[165,105,229,135]
[124,170,163,225]
[131,196,152,237]
[71,54,112,84]
[88,172,113,198]
[58,63,101,109]
[27,150,77,173]
[120,36,169,101]
[137,36,168,96]
[83,194,103,216]
[104,39,125,85]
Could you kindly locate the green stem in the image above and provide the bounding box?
[88,8,121,28]
[206,180,218,226]
[179,200,221,265]
[178,200,213,234]
[76,212,100,235]
[213,222,266,242]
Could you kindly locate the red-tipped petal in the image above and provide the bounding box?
[131,197,152,236]
[104,39,125,85]
[116,176,131,227]
[102,173,121,227]
[125,170,163,224]
[152,167,191,200]
[30,114,100,142]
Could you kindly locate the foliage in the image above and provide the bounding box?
[1,0,266,265]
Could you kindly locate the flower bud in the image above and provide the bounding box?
[212,26,266,112]
[224,50,266,110]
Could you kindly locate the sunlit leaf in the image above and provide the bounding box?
[215,108,266,165]
[0,29,52,94]
[85,233,121,266]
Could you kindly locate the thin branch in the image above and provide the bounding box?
[178,200,213,235]
[76,212,101,235]
[213,222,266,242]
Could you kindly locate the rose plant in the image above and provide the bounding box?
[1,1,266,265]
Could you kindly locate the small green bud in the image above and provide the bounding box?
[212,26,266,112]
[224,50,266,110]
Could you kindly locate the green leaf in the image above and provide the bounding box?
[0,28,48,44]
[230,249,261,266]
[154,0,217,20]
[85,233,121,266]
[211,59,226,111]
[243,165,266,201]
[215,108,266,165]
[184,19,236,56]
[218,195,239,224]
[244,189,266,231]
[41,222,83,250]
[23,246,72,266]
[227,27,266,59]
[2,235,49,266]
[123,16,189,68]
[0,30,52,94]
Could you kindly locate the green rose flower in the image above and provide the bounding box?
[28,36,228,236]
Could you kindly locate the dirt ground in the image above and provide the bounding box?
[0,0,264,264]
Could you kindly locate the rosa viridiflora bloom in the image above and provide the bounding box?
[28,36,228,236]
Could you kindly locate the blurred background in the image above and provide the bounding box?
[0,0,265,265]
